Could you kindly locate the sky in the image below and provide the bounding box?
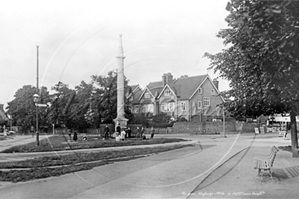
[0,0,230,109]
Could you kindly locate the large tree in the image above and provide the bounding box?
[90,70,132,125]
[204,0,299,157]
[7,85,50,132]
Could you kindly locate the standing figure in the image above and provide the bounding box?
[121,129,126,141]
[127,127,132,138]
[73,130,78,142]
[116,125,121,135]
[68,129,72,141]
[104,125,110,139]
[141,127,145,139]
[150,127,155,139]
[136,127,140,138]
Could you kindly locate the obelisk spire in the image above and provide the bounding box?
[114,34,128,129]
[117,34,124,58]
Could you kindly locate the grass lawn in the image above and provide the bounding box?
[1,135,188,153]
[0,144,194,182]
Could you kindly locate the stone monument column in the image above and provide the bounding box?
[114,34,128,129]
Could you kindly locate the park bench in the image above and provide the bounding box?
[253,146,279,181]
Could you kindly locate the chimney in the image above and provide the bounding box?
[213,78,219,90]
[166,73,173,84]
[0,104,4,111]
[162,73,167,86]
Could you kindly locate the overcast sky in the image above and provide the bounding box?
[0,0,230,109]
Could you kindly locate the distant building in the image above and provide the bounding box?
[128,73,225,121]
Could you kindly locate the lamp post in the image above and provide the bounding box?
[33,93,40,146]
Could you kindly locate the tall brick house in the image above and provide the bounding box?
[129,73,225,121]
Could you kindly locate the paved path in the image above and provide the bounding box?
[0,133,298,198]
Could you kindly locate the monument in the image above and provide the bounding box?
[114,34,128,129]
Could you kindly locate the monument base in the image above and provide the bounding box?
[114,116,128,130]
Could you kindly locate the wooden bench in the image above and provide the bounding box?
[253,146,279,181]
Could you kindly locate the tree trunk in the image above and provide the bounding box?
[290,111,299,158]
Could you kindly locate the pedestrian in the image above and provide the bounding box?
[127,127,132,138]
[30,125,35,137]
[73,130,78,142]
[141,127,145,139]
[141,129,146,139]
[83,133,87,141]
[121,129,126,141]
[150,127,155,139]
[68,129,72,141]
[136,127,140,138]
[104,125,110,139]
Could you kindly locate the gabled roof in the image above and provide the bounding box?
[138,87,156,101]
[130,85,140,93]
[174,75,208,100]
[157,84,177,99]
[128,85,142,104]
[145,81,164,99]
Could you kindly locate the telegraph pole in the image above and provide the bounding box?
[36,46,39,146]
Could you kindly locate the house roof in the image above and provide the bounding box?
[128,85,142,104]
[130,85,140,93]
[173,75,208,100]
[144,81,164,99]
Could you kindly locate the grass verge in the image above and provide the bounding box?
[1,135,188,153]
[0,144,193,182]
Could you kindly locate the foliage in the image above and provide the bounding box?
[6,70,134,132]
[152,112,171,123]
[6,85,50,132]
[204,0,298,156]
[205,0,298,117]
[90,71,132,125]
[130,113,149,126]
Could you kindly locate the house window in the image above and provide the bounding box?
[144,92,150,98]
[204,97,210,106]
[164,89,171,96]
[198,101,202,109]
[180,102,186,111]
[198,88,202,94]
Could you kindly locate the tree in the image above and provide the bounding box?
[204,0,299,157]
[7,85,50,132]
[91,70,132,124]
